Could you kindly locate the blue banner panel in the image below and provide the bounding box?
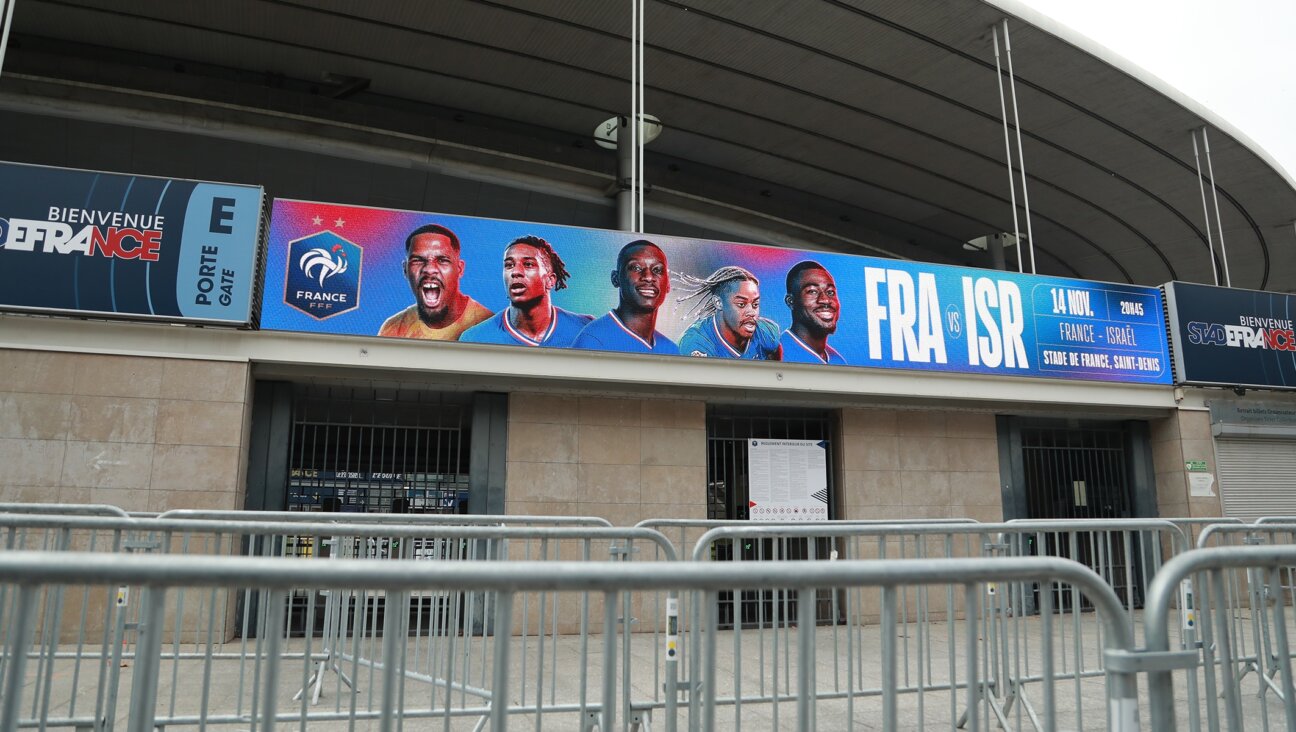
[1164,281,1296,389]
[0,162,264,325]
[260,199,1172,385]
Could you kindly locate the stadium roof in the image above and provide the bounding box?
[5,0,1294,290]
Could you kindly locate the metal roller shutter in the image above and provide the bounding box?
[1216,438,1296,521]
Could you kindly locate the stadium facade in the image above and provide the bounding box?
[2,1,1296,528]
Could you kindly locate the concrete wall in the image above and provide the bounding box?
[1150,408,1221,520]
[0,348,251,512]
[505,393,708,526]
[0,342,1183,532]
[839,408,1002,522]
[505,398,1004,526]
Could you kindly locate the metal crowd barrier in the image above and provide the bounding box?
[1166,516,1245,551]
[0,502,131,517]
[0,550,1139,732]
[0,514,676,732]
[1186,521,1296,730]
[635,517,979,575]
[1197,522,1296,550]
[158,507,615,527]
[1144,545,1296,731]
[680,520,1187,731]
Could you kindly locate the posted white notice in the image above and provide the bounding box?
[747,439,829,521]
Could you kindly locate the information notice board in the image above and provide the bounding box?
[747,439,829,521]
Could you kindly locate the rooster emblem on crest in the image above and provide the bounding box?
[299,244,349,286]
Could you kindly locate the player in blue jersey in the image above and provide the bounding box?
[677,266,782,360]
[460,235,593,347]
[572,239,679,354]
[779,260,845,365]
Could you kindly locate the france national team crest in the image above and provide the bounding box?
[284,231,362,319]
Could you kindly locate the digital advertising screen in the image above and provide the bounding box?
[1165,281,1296,389]
[0,161,265,325]
[260,198,1171,385]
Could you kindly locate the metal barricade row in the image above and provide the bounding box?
[4,503,1280,732]
[677,520,1188,731]
[0,513,676,732]
[0,550,1139,732]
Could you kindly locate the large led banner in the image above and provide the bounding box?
[0,162,264,325]
[261,199,1171,385]
[1164,281,1296,389]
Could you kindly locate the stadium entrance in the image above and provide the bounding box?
[242,382,507,636]
[1002,417,1156,608]
[244,381,508,516]
[1018,420,1139,521]
[282,384,472,514]
[706,404,838,628]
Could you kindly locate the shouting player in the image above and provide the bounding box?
[378,224,492,340]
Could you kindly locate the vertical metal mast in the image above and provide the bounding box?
[1202,127,1231,287]
[636,0,645,233]
[0,0,17,75]
[1191,130,1220,285]
[992,24,1024,273]
[1001,20,1036,274]
[629,0,639,233]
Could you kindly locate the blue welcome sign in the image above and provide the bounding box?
[0,161,264,325]
[1165,281,1296,389]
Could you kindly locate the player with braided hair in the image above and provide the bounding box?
[460,235,593,347]
[677,265,782,360]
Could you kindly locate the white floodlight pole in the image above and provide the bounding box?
[1202,127,1231,287]
[992,24,1024,273]
[1191,130,1220,285]
[1002,20,1036,274]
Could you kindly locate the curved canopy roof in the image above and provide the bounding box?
[6,0,1295,290]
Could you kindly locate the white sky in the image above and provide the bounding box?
[1022,0,1296,182]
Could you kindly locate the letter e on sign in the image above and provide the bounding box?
[210,197,236,234]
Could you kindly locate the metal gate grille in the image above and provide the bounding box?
[707,406,835,521]
[1022,423,1131,520]
[707,405,836,628]
[1020,421,1140,607]
[286,385,472,515]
